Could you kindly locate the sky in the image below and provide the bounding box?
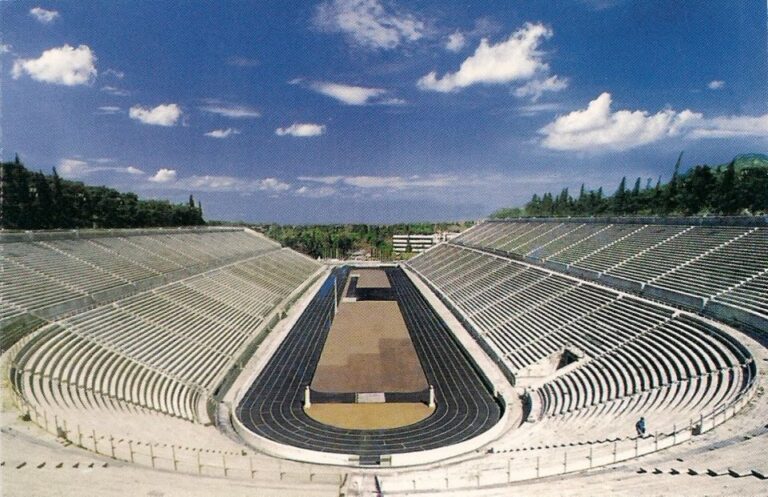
[2,0,767,223]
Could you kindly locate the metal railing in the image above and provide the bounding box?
[380,376,759,492]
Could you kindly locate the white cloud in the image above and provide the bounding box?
[29,7,59,23]
[0,44,12,55]
[707,80,725,90]
[275,123,326,137]
[514,75,568,102]
[204,128,241,138]
[418,23,553,92]
[102,68,125,79]
[199,99,261,118]
[299,174,457,190]
[445,31,466,52]
[149,168,178,183]
[96,106,121,115]
[539,92,768,151]
[517,102,565,116]
[101,85,130,96]
[146,172,291,193]
[58,158,143,178]
[686,114,768,140]
[308,81,387,105]
[12,44,97,86]
[295,185,338,198]
[539,92,701,151]
[129,104,182,126]
[314,0,424,50]
[297,175,344,185]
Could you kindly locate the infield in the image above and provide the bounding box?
[305,403,433,430]
[310,300,429,393]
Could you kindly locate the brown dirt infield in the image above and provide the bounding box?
[353,268,391,288]
[305,403,433,430]
[311,300,428,393]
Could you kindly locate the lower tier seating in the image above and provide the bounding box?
[11,248,320,423]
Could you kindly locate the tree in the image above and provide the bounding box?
[679,165,715,214]
[715,161,739,215]
[613,177,627,214]
[0,159,205,229]
[31,172,54,228]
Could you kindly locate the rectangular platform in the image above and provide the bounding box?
[310,300,429,394]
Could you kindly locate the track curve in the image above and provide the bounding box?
[235,267,501,458]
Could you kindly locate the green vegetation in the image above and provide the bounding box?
[491,154,768,219]
[254,222,473,259]
[1,157,205,229]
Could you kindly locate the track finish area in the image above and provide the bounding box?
[234,267,501,460]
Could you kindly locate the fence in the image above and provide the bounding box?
[380,376,760,493]
[8,389,343,485]
[2,331,343,486]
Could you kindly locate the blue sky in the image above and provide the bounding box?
[2,0,767,223]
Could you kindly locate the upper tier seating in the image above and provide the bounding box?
[1,229,279,320]
[452,221,768,328]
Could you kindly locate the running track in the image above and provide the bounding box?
[234,267,501,459]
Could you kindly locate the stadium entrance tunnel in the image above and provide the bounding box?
[232,266,506,467]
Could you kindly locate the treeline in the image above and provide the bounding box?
[491,154,768,219]
[256,222,472,259]
[1,158,205,229]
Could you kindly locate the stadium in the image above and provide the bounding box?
[2,218,767,496]
[4,2,768,496]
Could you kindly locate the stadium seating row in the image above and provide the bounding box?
[9,230,320,423]
[406,243,755,436]
[1,229,280,319]
[452,221,768,327]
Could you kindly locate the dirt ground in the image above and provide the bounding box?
[352,268,391,288]
[305,403,433,430]
[311,301,428,393]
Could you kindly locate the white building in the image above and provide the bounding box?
[392,232,461,253]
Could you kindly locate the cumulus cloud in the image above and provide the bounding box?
[149,168,178,183]
[204,128,240,138]
[12,44,97,86]
[539,93,700,151]
[418,23,553,92]
[685,114,768,140]
[58,158,143,178]
[275,123,326,137]
[306,81,391,105]
[707,80,725,90]
[445,31,466,52]
[0,44,12,55]
[514,75,568,102]
[314,0,424,50]
[29,7,59,23]
[540,92,768,151]
[199,99,261,118]
[129,104,182,126]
